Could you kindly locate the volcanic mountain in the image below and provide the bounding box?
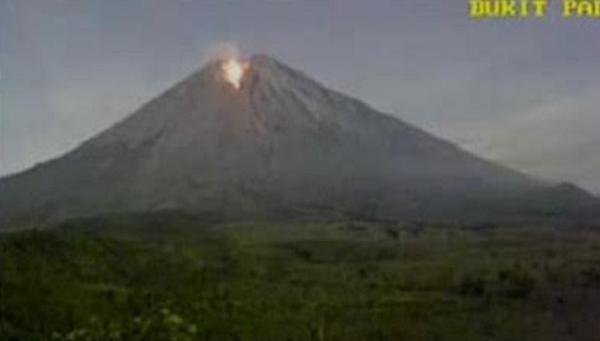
[0,55,597,228]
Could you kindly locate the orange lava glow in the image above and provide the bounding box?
[221,59,247,90]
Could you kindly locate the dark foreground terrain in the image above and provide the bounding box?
[1,215,600,340]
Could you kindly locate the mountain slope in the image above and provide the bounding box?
[0,55,595,228]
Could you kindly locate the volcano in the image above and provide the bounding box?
[1,55,598,228]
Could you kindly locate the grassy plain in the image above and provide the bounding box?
[1,215,600,340]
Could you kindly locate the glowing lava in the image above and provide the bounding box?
[221,59,247,90]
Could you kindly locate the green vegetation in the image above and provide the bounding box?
[1,217,600,340]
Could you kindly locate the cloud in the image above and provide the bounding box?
[439,88,600,193]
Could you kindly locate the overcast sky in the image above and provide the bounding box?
[1,0,599,193]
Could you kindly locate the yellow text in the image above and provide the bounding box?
[470,0,549,18]
[563,0,600,17]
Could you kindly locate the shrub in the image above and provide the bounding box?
[458,275,486,297]
[497,268,536,299]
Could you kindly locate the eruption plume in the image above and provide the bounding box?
[221,59,247,90]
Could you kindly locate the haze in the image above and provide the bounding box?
[1,0,599,193]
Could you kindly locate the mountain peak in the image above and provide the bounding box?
[247,54,301,77]
[237,55,310,92]
[249,54,282,66]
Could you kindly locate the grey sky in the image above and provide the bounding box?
[1,0,599,193]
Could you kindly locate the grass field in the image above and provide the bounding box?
[1,215,600,340]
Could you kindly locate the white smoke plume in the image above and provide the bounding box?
[205,41,242,62]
